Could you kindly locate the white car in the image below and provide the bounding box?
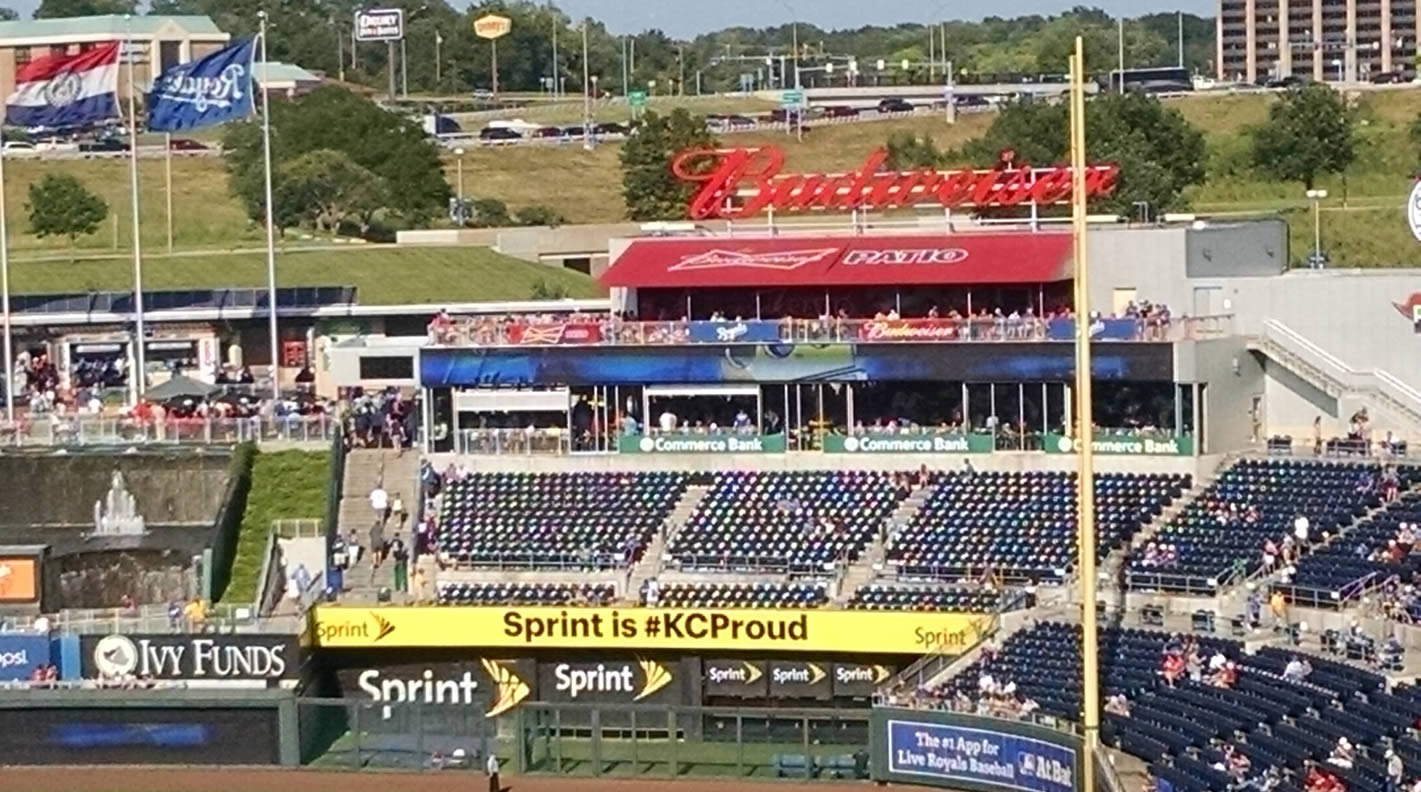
[33,137,78,152]
[1,141,35,154]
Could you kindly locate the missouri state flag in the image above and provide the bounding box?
[4,42,120,129]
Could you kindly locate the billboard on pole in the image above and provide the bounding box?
[355,8,405,42]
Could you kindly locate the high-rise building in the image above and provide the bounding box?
[1218,0,1419,83]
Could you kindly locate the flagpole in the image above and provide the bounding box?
[0,146,13,425]
[258,12,281,403]
[164,132,173,253]
[125,18,147,401]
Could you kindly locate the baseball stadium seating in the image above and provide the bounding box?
[943,621,1421,792]
[436,471,688,569]
[885,471,1190,581]
[1126,460,1419,592]
[845,583,1020,612]
[1277,489,1421,603]
[644,581,830,608]
[437,581,616,605]
[667,470,903,572]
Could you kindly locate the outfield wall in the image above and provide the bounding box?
[871,707,1087,792]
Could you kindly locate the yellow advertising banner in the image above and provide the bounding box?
[312,606,988,655]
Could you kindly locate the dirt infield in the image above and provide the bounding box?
[5,767,863,792]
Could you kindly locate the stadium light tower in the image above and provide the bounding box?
[1069,35,1102,792]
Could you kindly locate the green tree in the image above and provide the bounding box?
[959,91,1206,215]
[0,7,18,21]
[884,132,945,170]
[1251,84,1356,189]
[619,108,717,221]
[274,149,387,235]
[469,198,511,227]
[223,85,449,232]
[26,173,108,254]
[515,204,565,227]
[34,0,135,17]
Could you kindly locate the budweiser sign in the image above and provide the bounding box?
[669,248,839,272]
[857,320,962,341]
[671,146,1119,221]
[507,323,603,345]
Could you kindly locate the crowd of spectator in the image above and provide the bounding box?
[423,299,1188,348]
[343,388,416,452]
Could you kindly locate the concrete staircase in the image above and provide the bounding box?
[836,483,937,603]
[334,449,420,603]
[1247,319,1421,439]
[626,484,709,601]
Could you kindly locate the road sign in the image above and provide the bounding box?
[781,89,804,107]
[354,8,404,42]
[628,90,647,108]
[474,13,512,40]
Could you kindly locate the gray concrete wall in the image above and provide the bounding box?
[1185,337,1266,453]
[0,450,231,529]
[1262,361,1341,440]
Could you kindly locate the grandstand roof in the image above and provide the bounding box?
[601,232,1073,289]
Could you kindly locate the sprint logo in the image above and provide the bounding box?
[481,658,531,717]
[706,661,763,686]
[772,662,826,686]
[636,659,673,701]
[552,659,675,701]
[315,611,395,644]
[835,664,893,685]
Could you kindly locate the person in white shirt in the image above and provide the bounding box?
[369,486,389,528]
[1282,657,1309,682]
[1294,514,1310,543]
[485,752,500,792]
[1209,652,1228,672]
[32,613,50,634]
[658,410,677,433]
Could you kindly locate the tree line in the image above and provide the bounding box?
[9,1,1216,97]
[621,85,1360,222]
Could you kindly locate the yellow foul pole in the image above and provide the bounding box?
[1070,36,1101,792]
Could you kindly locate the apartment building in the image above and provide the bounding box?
[1218,0,1420,83]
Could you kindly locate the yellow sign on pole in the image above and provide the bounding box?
[473,13,512,39]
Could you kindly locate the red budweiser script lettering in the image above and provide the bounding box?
[507,323,603,345]
[857,320,961,341]
[671,146,1120,221]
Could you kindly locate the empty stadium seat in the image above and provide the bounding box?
[942,622,1420,792]
[437,471,688,569]
[1126,460,1417,593]
[846,584,1024,612]
[668,471,902,572]
[646,581,828,608]
[437,581,615,606]
[1278,490,1421,605]
[887,471,1189,581]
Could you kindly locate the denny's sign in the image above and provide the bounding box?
[671,146,1119,221]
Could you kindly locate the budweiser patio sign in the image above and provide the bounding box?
[857,320,962,341]
[671,146,1119,221]
[669,248,839,272]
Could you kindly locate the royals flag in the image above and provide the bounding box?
[4,42,119,128]
[147,38,257,132]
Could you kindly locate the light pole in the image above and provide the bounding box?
[454,147,464,200]
[581,19,592,150]
[1306,188,1328,267]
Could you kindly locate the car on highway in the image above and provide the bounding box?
[532,126,564,138]
[877,98,914,114]
[1,140,34,154]
[821,105,859,118]
[479,126,523,141]
[79,138,126,156]
[169,138,209,151]
[34,137,78,153]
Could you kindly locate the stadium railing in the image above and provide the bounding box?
[1,604,302,635]
[1123,566,1243,596]
[1275,570,1379,610]
[454,427,571,456]
[435,314,1235,348]
[0,414,339,449]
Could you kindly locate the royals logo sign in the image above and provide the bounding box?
[671,146,1120,221]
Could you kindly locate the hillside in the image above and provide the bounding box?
[4,88,1420,280]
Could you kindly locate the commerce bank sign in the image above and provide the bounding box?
[671,145,1120,221]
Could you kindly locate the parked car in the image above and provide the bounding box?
[822,105,859,118]
[532,126,563,138]
[478,126,522,141]
[1370,71,1405,84]
[168,138,209,151]
[34,136,78,152]
[1,140,35,153]
[877,98,914,113]
[79,138,127,155]
[595,122,627,135]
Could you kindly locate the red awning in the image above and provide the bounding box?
[601,233,1073,289]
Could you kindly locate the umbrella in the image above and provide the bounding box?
[144,375,219,402]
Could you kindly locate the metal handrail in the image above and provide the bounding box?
[433,314,1235,348]
[0,414,339,448]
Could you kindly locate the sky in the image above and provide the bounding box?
[6,1,1215,38]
